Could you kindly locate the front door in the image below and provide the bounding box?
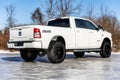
[85,20,102,48]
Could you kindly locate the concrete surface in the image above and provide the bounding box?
[0,52,120,80]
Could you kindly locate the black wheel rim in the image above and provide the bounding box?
[26,51,33,58]
[55,47,64,59]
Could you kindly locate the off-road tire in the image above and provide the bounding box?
[20,50,38,62]
[47,42,66,63]
[100,42,111,58]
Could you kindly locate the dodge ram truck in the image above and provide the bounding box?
[8,17,112,63]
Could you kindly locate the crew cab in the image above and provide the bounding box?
[8,17,112,63]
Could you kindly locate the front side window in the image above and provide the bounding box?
[75,19,97,30]
[48,19,70,28]
[85,21,97,30]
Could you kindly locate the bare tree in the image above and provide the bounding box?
[56,0,83,17]
[39,0,83,20]
[85,3,95,20]
[31,8,44,25]
[46,0,57,19]
[96,6,120,51]
[100,5,110,17]
[97,6,116,32]
[6,4,16,28]
[110,16,120,50]
[56,0,74,17]
[76,0,83,17]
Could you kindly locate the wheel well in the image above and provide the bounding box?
[50,36,66,46]
[103,38,111,44]
[101,38,111,48]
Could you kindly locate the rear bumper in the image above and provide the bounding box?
[7,41,42,49]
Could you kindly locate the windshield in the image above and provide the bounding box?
[47,18,70,28]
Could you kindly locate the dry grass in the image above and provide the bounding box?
[0,30,9,50]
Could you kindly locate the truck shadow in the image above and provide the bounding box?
[1,54,101,63]
[2,56,23,62]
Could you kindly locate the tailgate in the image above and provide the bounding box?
[9,26,34,42]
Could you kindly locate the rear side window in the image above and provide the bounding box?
[75,19,88,29]
[48,19,70,28]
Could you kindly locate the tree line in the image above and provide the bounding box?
[0,0,120,51]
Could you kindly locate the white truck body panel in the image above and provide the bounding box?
[10,26,34,42]
[8,17,112,50]
[8,25,75,49]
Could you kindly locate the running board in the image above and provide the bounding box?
[74,49,101,52]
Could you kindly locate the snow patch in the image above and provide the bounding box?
[0,50,19,54]
[0,50,120,54]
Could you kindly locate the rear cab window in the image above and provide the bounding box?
[47,18,70,28]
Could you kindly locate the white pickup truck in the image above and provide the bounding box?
[8,17,112,63]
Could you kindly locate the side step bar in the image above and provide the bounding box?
[74,49,101,52]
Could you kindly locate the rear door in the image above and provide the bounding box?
[75,19,89,49]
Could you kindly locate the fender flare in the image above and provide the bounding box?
[49,36,66,47]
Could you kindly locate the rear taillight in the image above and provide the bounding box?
[34,28,41,38]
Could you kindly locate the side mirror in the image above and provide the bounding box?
[98,25,103,30]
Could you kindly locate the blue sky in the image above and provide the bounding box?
[0,0,120,30]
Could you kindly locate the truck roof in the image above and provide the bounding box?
[49,16,93,22]
[48,16,97,27]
